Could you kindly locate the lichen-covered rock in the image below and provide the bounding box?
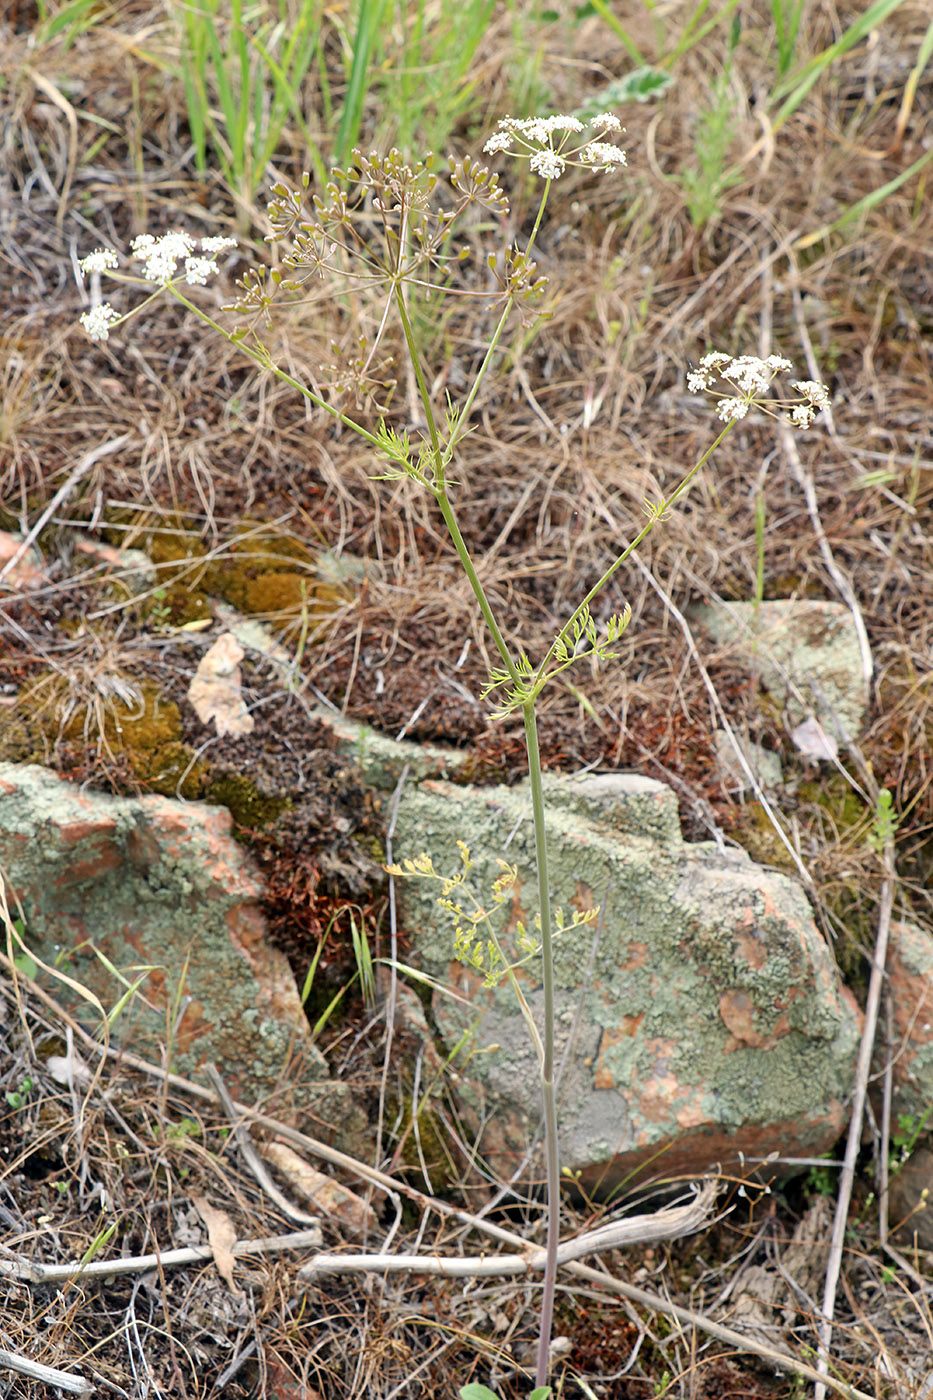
[691,599,869,742]
[885,920,933,1125]
[393,772,862,1188]
[0,763,359,1141]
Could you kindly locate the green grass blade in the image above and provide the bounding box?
[795,144,933,249]
[664,0,742,68]
[35,0,107,46]
[180,58,208,175]
[249,26,329,190]
[299,933,328,1005]
[349,909,375,1010]
[583,0,646,66]
[335,0,387,167]
[232,0,252,192]
[202,9,241,173]
[311,979,354,1038]
[770,0,907,127]
[772,0,806,76]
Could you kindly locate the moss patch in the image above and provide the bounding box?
[729,801,800,874]
[1,672,205,799]
[204,770,292,834]
[202,526,348,637]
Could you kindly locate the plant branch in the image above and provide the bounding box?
[535,423,733,688]
[167,288,386,451]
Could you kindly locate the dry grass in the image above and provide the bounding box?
[2,0,933,1394]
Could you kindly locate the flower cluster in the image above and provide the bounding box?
[78,232,237,342]
[79,304,122,341]
[483,113,626,180]
[687,352,830,427]
[128,232,237,285]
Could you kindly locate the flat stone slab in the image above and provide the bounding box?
[692,599,870,741]
[393,771,862,1187]
[0,763,355,1135]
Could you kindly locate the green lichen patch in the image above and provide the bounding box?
[735,776,878,981]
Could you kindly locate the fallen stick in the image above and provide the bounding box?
[0,1227,322,1286]
[0,1347,93,1397]
[299,1181,718,1281]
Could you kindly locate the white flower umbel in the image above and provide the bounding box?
[483,113,626,179]
[687,352,830,427]
[130,231,235,286]
[77,232,237,342]
[79,249,118,274]
[79,304,121,341]
[199,236,238,254]
[183,256,219,286]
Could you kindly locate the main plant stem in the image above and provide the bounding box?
[523,700,561,1388]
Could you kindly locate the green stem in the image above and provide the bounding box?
[443,300,512,459]
[536,422,733,686]
[522,699,560,1389]
[524,179,551,257]
[168,287,387,451]
[392,278,444,463]
[434,491,519,682]
[392,274,521,683]
[443,181,551,462]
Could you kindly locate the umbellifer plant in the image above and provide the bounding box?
[78,114,828,1393]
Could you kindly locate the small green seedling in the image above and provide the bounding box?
[5,1076,33,1110]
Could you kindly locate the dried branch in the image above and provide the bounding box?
[0,1348,92,1397]
[0,1227,322,1286]
[299,1180,718,1281]
[205,1062,321,1231]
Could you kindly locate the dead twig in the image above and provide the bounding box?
[205,1062,321,1230]
[0,1227,323,1286]
[298,1181,718,1281]
[814,817,897,1400]
[0,1348,92,1397]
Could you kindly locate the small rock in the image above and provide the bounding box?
[0,531,48,591]
[392,770,863,1188]
[692,599,870,742]
[73,538,157,592]
[712,728,783,793]
[0,762,360,1142]
[885,921,933,1125]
